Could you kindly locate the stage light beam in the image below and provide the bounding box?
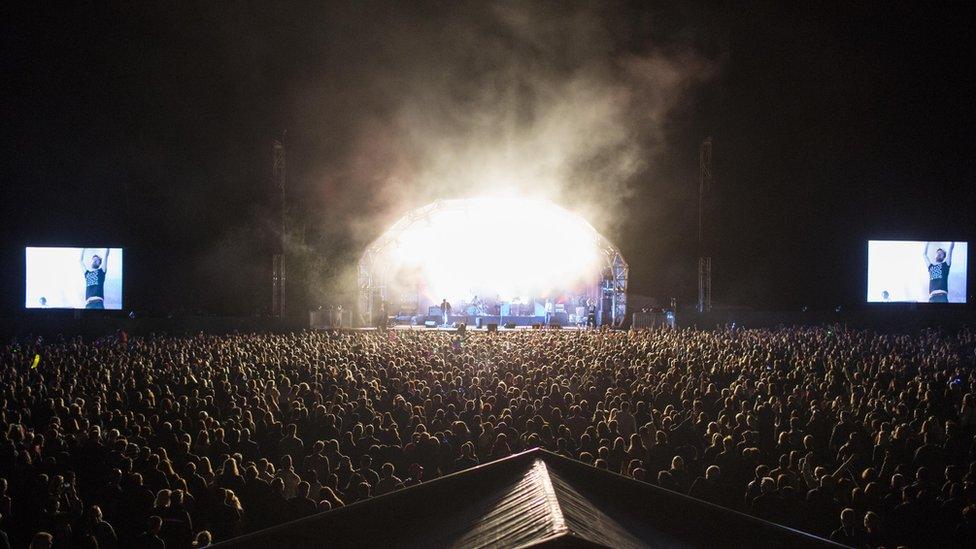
[371,197,607,304]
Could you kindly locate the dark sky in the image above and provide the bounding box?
[2,2,973,315]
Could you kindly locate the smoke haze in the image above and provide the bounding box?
[293,2,716,301]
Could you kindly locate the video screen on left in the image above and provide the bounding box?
[25,247,123,310]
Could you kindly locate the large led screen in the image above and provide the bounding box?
[867,241,967,303]
[25,247,123,309]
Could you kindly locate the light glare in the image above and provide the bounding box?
[371,197,606,303]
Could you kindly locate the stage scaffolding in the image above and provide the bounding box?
[697,137,713,313]
[357,199,628,327]
[271,137,286,319]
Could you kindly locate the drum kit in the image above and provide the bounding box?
[464,296,488,316]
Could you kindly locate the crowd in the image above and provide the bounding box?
[1,326,975,548]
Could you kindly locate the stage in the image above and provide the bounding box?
[359,323,588,332]
[357,198,630,331]
[392,312,607,329]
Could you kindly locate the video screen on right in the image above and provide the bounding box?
[867,241,968,303]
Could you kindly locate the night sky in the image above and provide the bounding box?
[2,2,973,316]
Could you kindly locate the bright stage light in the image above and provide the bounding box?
[365,197,614,304]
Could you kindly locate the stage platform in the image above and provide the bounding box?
[354,324,588,332]
[391,312,605,329]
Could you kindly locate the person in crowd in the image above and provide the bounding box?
[690,465,725,506]
[317,487,344,510]
[29,532,53,549]
[276,455,301,499]
[830,508,861,546]
[135,516,165,549]
[192,531,212,548]
[0,513,9,549]
[375,463,404,496]
[286,482,317,518]
[213,489,243,542]
[279,424,304,461]
[454,442,480,472]
[86,506,117,549]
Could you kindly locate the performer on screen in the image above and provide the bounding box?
[81,248,109,309]
[440,298,452,326]
[923,242,954,303]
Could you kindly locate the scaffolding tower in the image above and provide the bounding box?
[697,137,713,313]
[272,137,286,319]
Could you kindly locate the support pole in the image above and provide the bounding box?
[697,137,713,313]
[272,136,286,319]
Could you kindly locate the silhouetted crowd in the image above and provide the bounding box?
[1,326,975,548]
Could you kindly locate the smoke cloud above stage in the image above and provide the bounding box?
[291,2,717,302]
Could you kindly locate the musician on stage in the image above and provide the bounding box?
[333,304,343,329]
[440,298,452,326]
[471,295,484,326]
[575,295,587,327]
[378,300,388,330]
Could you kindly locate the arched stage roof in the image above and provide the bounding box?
[358,198,628,325]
